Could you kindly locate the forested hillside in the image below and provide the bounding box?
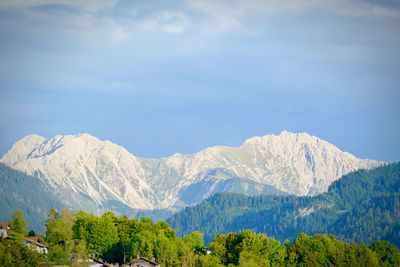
[168,162,400,246]
[0,163,65,233]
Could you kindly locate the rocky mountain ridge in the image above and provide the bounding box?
[0,131,382,216]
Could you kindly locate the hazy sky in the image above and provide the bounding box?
[0,0,399,162]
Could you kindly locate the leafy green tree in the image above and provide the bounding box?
[342,243,359,266]
[155,220,176,238]
[370,240,400,266]
[0,234,45,266]
[88,213,119,256]
[48,244,72,265]
[155,234,180,266]
[209,233,228,265]
[46,217,72,244]
[9,210,28,234]
[73,211,97,242]
[239,230,281,266]
[208,230,282,266]
[196,254,224,267]
[46,206,75,244]
[183,231,204,253]
[61,207,74,229]
[0,238,12,266]
[179,238,199,267]
[72,239,89,264]
[73,211,118,257]
[28,230,36,237]
[45,206,78,265]
[106,215,134,264]
[46,206,59,226]
[43,208,398,266]
[353,243,379,266]
[239,250,270,267]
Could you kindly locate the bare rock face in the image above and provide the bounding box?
[0,131,382,215]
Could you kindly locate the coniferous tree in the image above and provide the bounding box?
[10,210,28,234]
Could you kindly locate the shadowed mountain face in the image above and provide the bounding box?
[0,131,382,216]
[0,163,65,234]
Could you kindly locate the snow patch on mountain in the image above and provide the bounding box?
[1,134,157,211]
[0,131,383,215]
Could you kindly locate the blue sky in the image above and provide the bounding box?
[0,0,399,162]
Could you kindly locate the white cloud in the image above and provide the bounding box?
[163,24,185,34]
[2,0,399,55]
[0,1,129,47]
[139,11,191,34]
[4,0,398,45]
[186,0,400,32]
[0,0,118,12]
[79,18,130,46]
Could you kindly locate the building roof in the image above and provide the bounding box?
[90,257,112,267]
[0,222,10,230]
[26,236,40,242]
[129,257,160,266]
[24,238,48,248]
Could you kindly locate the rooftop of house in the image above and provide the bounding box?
[26,236,40,242]
[129,257,160,267]
[24,237,48,248]
[0,222,10,230]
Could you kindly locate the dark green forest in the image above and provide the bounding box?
[0,163,65,233]
[2,208,400,266]
[168,162,400,246]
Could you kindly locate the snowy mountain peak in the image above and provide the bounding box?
[244,131,317,145]
[0,132,383,216]
[3,134,46,166]
[1,133,156,212]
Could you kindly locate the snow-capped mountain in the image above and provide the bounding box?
[0,131,382,215]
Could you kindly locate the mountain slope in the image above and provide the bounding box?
[1,134,157,213]
[167,162,400,246]
[0,131,382,216]
[139,131,381,198]
[0,163,65,234]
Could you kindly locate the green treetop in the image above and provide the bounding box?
[10,210,28,234]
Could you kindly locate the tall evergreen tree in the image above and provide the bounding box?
[10,210,28,234]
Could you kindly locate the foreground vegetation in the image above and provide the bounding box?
[1,209,400,266]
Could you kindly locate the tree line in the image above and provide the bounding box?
[1,208,400,266]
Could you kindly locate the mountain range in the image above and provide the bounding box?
[0,131,382,219]
[168,162,400,246]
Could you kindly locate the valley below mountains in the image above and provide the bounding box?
[0,131,382,224]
